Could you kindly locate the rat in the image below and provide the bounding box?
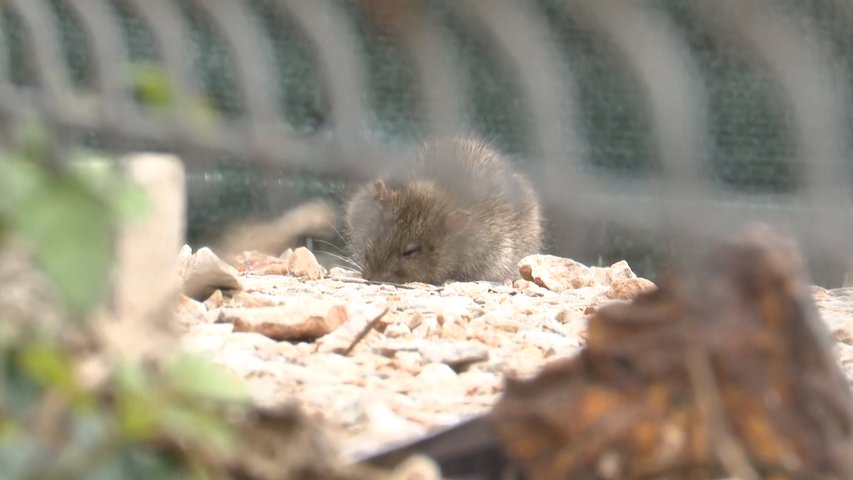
[344,137,542,285]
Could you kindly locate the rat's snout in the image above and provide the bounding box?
[361,263,403,284]
[360,265,384,282]
[363,270,393,283]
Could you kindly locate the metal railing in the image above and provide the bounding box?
[0,0,851,284]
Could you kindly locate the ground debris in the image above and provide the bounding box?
[491,227,853,480]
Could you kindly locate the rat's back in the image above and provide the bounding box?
[344,137,542,284]
[414,138,543,281]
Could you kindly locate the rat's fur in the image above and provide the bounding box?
[345,138,542,284]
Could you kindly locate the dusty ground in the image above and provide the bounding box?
[174,248,853,464]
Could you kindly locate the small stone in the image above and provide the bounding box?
[512,279,551,296]
[273,340,298,357]
[233,250,290,275]
[316,303,388,354]
[229,291,278,308]
[385,323,411,338]
[211,349,271,379]
[419,341,489,369]
[389,455,442,480]
[189,322,234,336]
[287,247,324,280]
[514,329,577,357]
[590,266,610,286]
[605,277,657,300]
[280,248,294,262]
[812,286,830,302]
[832,324,853,345]
[500,346,545,379]
[180,331,228,354]
[459,369,502,395]
[436,296,479,322]
[204,289,225,309]
[411,315,441,339]
[363,402,428,448]
[306,353,361,380]
[416,362,458,385]
[175,294,207,325]
[554,309,578,323]
[180,247,241,301]
[295,341,315,355]
[442,281,490,297]
[377,339,424,357]
[518,254,596,292]
[440,321,468,340]
[227,303,349,341]
[394,350,424,374]
[605,260,637,285]
[222,331,278,351]
[178,244,192,261]
[205,308,225,323]
[828,287,853,299]
[404,312,425,330]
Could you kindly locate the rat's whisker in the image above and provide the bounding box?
[317,249,362,272]
[312,238,346,254]
[326,220,348,244]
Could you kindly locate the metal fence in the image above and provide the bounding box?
[1,0,852,285]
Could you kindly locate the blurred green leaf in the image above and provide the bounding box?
[114,363,159,440]
[0,318,23,350]
[160,403,234,453]
[111,181,150,220]
[12,174,114,316]
[130,63,174,109]
[51,412,116,477]
[19,343,73,391]
[116,449,186,480]
[0,418,20,438]
[165,354,249,404]
[15,119,54,166]
[3,353,43,419]
[69,155,151,221]
[0,154,46,217]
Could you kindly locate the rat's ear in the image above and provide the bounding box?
[373,179,396,204]
[445,209,471,236]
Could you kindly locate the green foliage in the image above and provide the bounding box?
[129,62,219,129]
[0,134,250,479]
[1,153,123,316]
[130,63,174,109]
[0,343,248,479]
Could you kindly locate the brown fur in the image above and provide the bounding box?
[344,137,542,284]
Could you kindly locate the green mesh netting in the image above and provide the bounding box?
[0,0,851,283]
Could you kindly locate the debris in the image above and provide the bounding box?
[604,276,656,300]
[234,250,290,275]
[228,303,350,341]
[180,247,242,301]
[314,304,387,355]
[518,254,597,292]
[492,228,853,480]
[288,246,325,280]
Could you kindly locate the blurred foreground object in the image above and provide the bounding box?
[95,153,185,360]
[365,226,853,479]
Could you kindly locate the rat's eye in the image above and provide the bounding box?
[401,243,421,258]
